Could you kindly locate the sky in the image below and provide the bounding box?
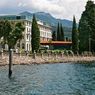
[0,0,95,21]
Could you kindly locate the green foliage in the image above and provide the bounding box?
[87,2,95,52]
[72,16,79,54]
[52,31,56,41]
[57,22,61,41]
[0,20,5,38]
[0,20,25,49]
[31,14,40,53]
[60,23,64,41]
[8,22,25,48]
[0,20,12,44]
[65,37,69,41]
[56,22,64,41]
[50,50,64,54]
[79,1,95,52]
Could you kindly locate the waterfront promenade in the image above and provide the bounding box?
[0,53,95,66]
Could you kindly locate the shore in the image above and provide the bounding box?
[0,53,95,66]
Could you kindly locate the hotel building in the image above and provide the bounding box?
[0,12,52,51]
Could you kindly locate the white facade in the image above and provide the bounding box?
[24,21,31,51]
[37,21,52,42]
[20,20,52,51]
[0,14,52,52]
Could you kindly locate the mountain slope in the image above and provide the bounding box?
[35,12,73,28]
[19,11,73,28]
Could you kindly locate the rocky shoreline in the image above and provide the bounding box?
[0,54,95,66]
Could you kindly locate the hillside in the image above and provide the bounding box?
[19,11,73,28]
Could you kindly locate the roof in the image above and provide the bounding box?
[40,41,72,45]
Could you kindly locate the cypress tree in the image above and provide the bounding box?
[87,1,95,52]
[79,0,95,52]
[57,22,60,41]
[72,16,79,54]
[52,31,57,41]
[56,22,64,41]
[66,37,69,41]
[31,14,40,53]
[60,23,64,41]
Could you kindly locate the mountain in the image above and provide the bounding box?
[19,11,72,39]
[19,11,73,28]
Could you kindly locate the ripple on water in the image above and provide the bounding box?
[0,63,95,95]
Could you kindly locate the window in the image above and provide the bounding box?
[29,36,31,41]
[22,43,25,49]
[16,16,21,19]
[29,28,31,32]
[27,27,28,32]
[27,35,28,40]
[27,22,28,26]
[27,44,28,51]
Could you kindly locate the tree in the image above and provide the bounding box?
[8,22,25,49]
[79,0,95,52]
[0,20,25,49]
[72,16,79,54]
[31,14,40,53]
[66,37,69,41]
[56,22,64,41]
[0,20,12,46]
[87,1,95,52]
[0,20,25,78]
[52,31,56,41]
[56,22,61,41]
[60,23,64,41]
[0,20,5,39]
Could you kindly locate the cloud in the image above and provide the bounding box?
[27,0,88,21]
[0,0,95,21]
[18,2,27,7]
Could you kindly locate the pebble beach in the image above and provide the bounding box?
[0,53,95,66]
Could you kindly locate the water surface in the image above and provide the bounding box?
[0,63,95,95]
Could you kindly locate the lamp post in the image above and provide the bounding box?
[8,49,13,78]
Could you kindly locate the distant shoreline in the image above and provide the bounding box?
[0,54,95,66]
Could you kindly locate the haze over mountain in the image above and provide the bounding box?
[19,11,73,28]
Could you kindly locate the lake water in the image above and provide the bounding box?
[0,63,95,95]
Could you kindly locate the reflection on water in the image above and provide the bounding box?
[0,63,95,95]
